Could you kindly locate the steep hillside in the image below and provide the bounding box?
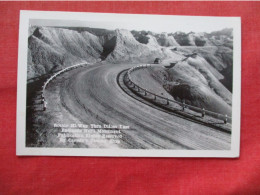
[153,61,232,116]
[27,26,233,99]
[172,29,233,48]
[186,56,232,104]
[28,35,65,77]
[172,32,195,46]
[131,30,150,44]
[130,60,231,116]
[176,46,233,91]
[28,27,184,79]
[172,32,211,46]
[105,29,165,63]
[27,25,233,118]
[146,35,160,47]
[27,26,103,79]
[155,33,180,47]
[130,68,174,100]
[131,31,179,47]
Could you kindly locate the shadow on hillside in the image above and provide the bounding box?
[118,69,231,134]
[26,75,48,146]
[100,36,116,60]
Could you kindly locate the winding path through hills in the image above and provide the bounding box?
[45,63,231,150]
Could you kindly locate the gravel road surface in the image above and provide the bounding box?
[45,63,231,150]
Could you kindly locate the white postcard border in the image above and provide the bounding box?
[16,11,241,157]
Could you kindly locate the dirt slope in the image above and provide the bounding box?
[28,27,233,90]
[39,63,231,149]
[176,46,233,91]
[156,59,232,115]
[105,29,165,63]
[156,33,180,47]
[28,27,103,79]
[27,26,233,111]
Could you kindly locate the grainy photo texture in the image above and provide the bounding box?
[17,11,241,157]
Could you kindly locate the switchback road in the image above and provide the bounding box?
[45,63,231,149]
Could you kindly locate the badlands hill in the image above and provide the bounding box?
[161,56,232,115]
[27,26,233,115]
[28,27,103,78]
[131,30,179,47]
[27,26,233,79]
[156,33,180,47]
[172,31,207,46]
[27,26,183,79]
[129,46,232,115]
[171,28,233,47]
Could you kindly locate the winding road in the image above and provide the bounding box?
[45,63,231,150]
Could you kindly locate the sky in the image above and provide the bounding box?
[29,12,237,33]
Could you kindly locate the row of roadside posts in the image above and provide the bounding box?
[40,63,87,111]
[40,62,229,124]
[127,64,229,124]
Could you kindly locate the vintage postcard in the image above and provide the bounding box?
[16,11,241,157]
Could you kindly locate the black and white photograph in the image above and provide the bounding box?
[16,11,241,157]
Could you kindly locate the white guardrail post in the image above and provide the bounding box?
[202,108,205,117]
[224,114,228,124]
[182,100,185,111]
[127,64,231,124]
[41,62,88,111]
